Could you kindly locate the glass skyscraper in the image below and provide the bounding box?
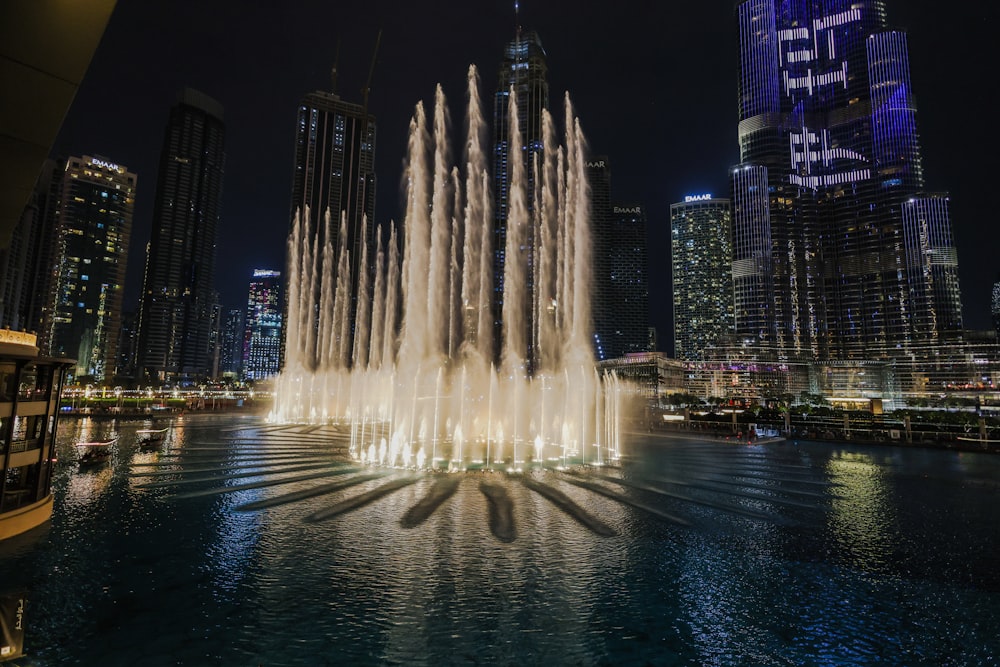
[219,307,244,378]
[586,158,650,362]
[733,0,962,362]
[671,196,733,361]
[493,29,549,365]
[587,157,612,360]
[1,159,62,334]
[992,276,1000,340]
[242,270,282,381]
[289,89,376,366]
[607,203,650,359]
[45,155,135,382]
[137,88,225,385]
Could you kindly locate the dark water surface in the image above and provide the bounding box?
[2,414,999,666]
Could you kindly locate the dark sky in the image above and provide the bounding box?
[53,0,998,350]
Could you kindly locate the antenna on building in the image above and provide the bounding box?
[331,39,341,95]
[514,1,521,37]
[361,29,382,115]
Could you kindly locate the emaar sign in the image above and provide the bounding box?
[90,158,124,173]
[684,193,712,202]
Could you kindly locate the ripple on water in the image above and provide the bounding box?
[6,423,1000,665]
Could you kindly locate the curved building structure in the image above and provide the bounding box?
[732,0,962,363]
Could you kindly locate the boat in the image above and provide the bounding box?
[77,438,117,467]
[136,427,169,449]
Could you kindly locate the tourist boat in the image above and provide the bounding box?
[136,427,169,449]
[77,438,117,467]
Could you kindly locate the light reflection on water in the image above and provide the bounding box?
[0,417,998,666]
[826,453,895,572]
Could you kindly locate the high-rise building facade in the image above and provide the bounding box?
[137,89,225,385]
[607,203,650,359]
[116,310,137,383]
[733,0,962,362]
[493,29,549,363]
[993,276,1000,340]
[219,307,244,378]
[587,157,612,360]
[242,270,282,381]
[289,89,376,364]
[1,159,62,334]
[670,195,733,361]
[45,155,135,381]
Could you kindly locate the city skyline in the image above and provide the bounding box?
[50,0,994,351]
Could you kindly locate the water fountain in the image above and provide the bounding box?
[271,65,623,469]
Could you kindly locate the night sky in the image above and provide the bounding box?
[52,0,997,350]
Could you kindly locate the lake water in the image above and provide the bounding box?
[2,414,999,666]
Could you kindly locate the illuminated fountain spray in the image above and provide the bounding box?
[271,65,623,469]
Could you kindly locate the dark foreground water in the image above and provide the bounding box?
[2,414,999,666]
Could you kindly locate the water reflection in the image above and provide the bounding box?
[5,420,1000,665]
[825,453,895,572]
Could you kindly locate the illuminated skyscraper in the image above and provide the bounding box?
[1,159,62,334]
[493,28,549,363]
[242,270,282,381]
[43,156,135,381]
[587,157,612,360]
[733,0,962,361]
[992,276,1000,340]
[587,158,650,361]
[219,308,244,378]
[288,88,376,364]
[137,88,225,384]
[607,203,650,359]
[671,196,733,361]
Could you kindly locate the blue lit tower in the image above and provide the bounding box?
[242,270,283,381]
[671,195,733,361]
[733,0,962,361]
[137,89,225,384]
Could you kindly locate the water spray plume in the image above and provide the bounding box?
[271,66,623,470]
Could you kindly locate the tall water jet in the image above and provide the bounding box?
[271,66,623,469]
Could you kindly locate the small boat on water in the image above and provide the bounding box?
[136,428,169,448]
[77,438,117,467]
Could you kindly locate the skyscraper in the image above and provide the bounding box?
[607,203,650,360]
[493,28,549,364]
[242,270,282,381]
[1,159,62,334]
[670,195,733,361]
[587,157,612,360]
[116,310,137,382]
[136,88,225,385]
[732,0,962,362]
[219,307,244,378]
[992,275,1000,340]
[44,155,135,381]
[289,88,376,364]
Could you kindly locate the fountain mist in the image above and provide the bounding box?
[272,66,622,469]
